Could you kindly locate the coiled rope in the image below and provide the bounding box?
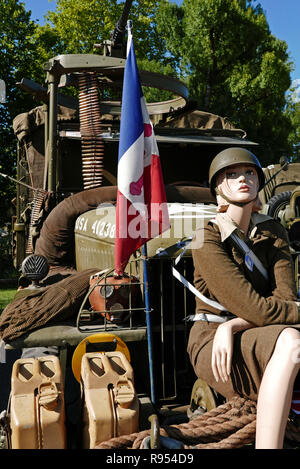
[94,396,300,450]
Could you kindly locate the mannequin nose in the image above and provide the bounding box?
[238,172,246,181]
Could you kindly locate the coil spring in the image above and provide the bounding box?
[78,73,104,190]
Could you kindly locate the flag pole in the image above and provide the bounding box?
[125,19,157,406]
[114,19,168,407]
[142,242,156,405]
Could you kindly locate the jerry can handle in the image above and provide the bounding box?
[37,382,59,411]
[114,378,135,408]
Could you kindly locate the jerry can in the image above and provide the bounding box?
[80,351,139,448]
[9,355,66,449]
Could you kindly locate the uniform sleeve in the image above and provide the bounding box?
[192,226,299,327]
[268,222,298,301]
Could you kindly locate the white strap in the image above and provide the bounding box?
[170,217,268,316]
[230,232,268,281]
[171,241,227,312]
[210,219,268,281]
[189,313,235,323]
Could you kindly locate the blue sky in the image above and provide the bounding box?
[256,0,300,85]
[23,0,300,85]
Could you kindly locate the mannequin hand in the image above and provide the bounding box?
[211,317,255,383]
[211,322,234,383]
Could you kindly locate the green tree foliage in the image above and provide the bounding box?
[44,0,120,55]
[40,0,165,60]
[0,0,37,226]
[155,0,295,165]
[31,0,177,102]
[285,98,300,162]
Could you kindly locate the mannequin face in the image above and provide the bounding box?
[216,164,259,205]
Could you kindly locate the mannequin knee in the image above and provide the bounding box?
[274,328,300,364]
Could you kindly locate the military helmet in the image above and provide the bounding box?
[209,147,265,196]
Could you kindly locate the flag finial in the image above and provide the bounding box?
[126,20,133,57]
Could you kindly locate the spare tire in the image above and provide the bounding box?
[266,191,292,219]
[34,186,118,267]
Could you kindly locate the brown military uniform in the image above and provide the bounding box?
[187,212,300,401]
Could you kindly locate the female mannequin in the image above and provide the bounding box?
[188,147,300,449]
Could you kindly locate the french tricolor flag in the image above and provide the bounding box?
[114,27,170,276]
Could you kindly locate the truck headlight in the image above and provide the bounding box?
[89,274,141,324]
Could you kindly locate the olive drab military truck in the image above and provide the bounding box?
[1,0,300,450]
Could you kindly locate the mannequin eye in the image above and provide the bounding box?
[245,168,256,177]
[226,171,236,178]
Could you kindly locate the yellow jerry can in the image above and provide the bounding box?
[10,355,66,449]
[80,351,139,448]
